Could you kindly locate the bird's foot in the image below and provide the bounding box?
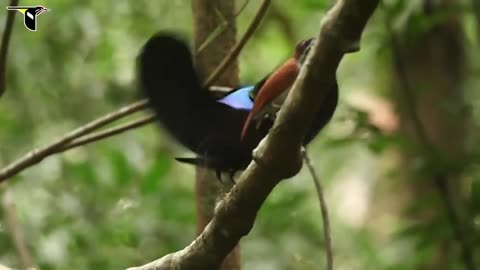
[255,112,278,130]
[228,170,236,185]
[215,169,237,185]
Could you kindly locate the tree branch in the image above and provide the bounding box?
[0,85,233,183]
[127,0,379,269]
[2,185,36,270]
[0,0,19,98]
[302,147,333,270]
[56,115,155,153]
[0,100,147,183]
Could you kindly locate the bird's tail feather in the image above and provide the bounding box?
[137,33,223,152]
[175,157,205,166]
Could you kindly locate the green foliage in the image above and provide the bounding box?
[472,178,480,214]
[0,0,479,269]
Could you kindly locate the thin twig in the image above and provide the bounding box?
[195,12,229,55]
[1,185,36,270]
[56,115,155,152]
[203,0,271,86]
[0,85,227,182]
[383,4,477,270]
[301,147,333,270]
[0,100,148,183]
[0,0,19,98]
[196,0,251,55]
[235,0,250,17]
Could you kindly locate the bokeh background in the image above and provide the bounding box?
[0,0,479,269]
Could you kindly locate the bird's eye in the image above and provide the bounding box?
[296,38,314,55]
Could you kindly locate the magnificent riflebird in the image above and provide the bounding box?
[137,33,338,181]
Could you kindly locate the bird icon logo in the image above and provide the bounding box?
[6,5,50,31]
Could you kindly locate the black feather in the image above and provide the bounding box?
[175,157,204,166]
[138,32,338,175]
[138,33,269,173]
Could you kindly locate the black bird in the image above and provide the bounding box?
[137,33,338,181]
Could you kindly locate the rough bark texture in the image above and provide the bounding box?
[127,0,379,269]
[191,1,241,270]
[192,0,239,85]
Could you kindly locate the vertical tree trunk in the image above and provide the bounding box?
[393,0,470,269]
[368,0,470,269]
[191,1,241,270]
[395,0,466,160]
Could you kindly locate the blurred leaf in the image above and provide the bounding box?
[324,136,359,148]
[394,217,450,251]
[108,150,134,186]
[404,6,468,41]
[471,178,480,213]
[257,190,314,239]
[382,0,408,17]
[367,134,408,153]
[63,159,97,185]
[141,154,172,195]
[301,0,329,10]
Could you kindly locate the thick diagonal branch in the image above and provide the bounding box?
[127,1,379,269]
